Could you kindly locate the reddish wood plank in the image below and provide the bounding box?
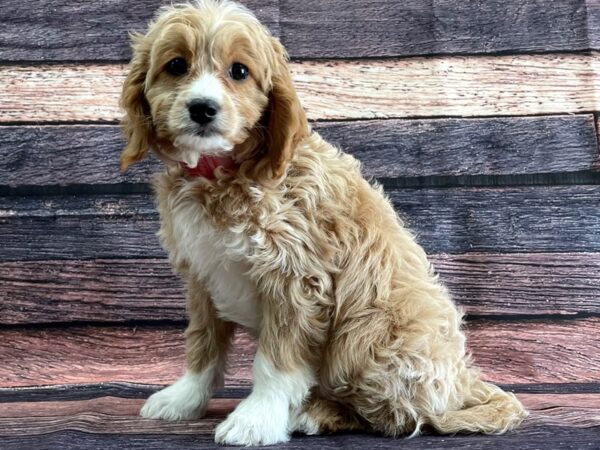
[0,259,187,324]
[1,54,599,122]
[0,319,598,389]
[1,253,599,325]
[0,394,597,436]
[431,253,600,316]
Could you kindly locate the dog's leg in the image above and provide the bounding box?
[214,350,314,445]
[141,277,234,421]
[214,279,328,445]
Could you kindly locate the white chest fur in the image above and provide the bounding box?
[165,196,261,330]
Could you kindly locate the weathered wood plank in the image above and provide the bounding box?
[0,383,252,403]
[0,319,598,388]
[3,382,600,404]
[2,186,599,261]
[432,253,600,316]
[1,0,599,61]
[8,428,600,450]
[0,394,597,436]
[0,259,186,324]
[0,0,279,62]
[1,116,597,187]
[280,0,600,58]
[1,54,599,122]
[388,186,600,253]
[1,253,599,325]
[1,427,599,450]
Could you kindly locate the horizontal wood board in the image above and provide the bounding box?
[2,54,599,121]
[2,186,600,261]
[0,426,599,450]
[1,116,598,187]
[1,253,600,325]
[0,394,597,436]
[0,319,598,388]
[0,0,279,62]
[1,426,599,450]
[279,0,600,58]
[1,0,600,60]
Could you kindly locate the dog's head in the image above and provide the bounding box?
[119,0,308,179]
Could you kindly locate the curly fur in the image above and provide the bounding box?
[120,0,527,445]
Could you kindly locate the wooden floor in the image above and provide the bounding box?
[0,387,598,449]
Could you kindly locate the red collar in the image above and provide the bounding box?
[181,154,238,179]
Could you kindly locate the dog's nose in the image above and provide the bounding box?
[188,99,220,125]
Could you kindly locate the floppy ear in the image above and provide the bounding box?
[265,38,309,178]
[120,34,155,172]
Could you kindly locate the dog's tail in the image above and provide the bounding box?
[426,377,528,434]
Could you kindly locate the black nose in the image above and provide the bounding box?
[188,99,220,125]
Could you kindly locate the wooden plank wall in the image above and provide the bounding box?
[0,0,599,448]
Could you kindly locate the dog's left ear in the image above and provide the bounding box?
[120,33,155,172]
[264,37,309,178]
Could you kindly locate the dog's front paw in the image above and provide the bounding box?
[214,395,289,446]
[140,371,211,421]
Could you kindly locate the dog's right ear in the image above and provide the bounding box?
[120,33,155,172]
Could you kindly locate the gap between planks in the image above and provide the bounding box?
[1,53,599,121]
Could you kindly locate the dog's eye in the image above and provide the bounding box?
[165,58,188,76]
[229,62,249,81]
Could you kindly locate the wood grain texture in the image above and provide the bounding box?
[1,0,599,61]
[0,0,279,61]
[2,116,598,187]
[1,427,599,450]
[280,0,600,58]
[1,253,599,325]
[2,382,600,403]
[0,319,598,388]
[2,185,600,262]
[0,259,186,324]
[432,253,600,316]
[0,394,597,436]
[2,54,599,122]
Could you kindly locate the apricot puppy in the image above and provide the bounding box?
[120,0,527,445]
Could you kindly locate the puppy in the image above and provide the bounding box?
[120,0,527,445]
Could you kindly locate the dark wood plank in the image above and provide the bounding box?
[2,185,600,262]
[0,384,252,403]
[0,394,597,436]
[388,185,600,253]
[0,0,279,62]
[0,319,598,388]
[1,253,599,325]
[2,0,599,61]
[281,0,600,58]
[1,116,597,186]
[1,426,599,450]
[317,116,600,178]
[2,382,600,404]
